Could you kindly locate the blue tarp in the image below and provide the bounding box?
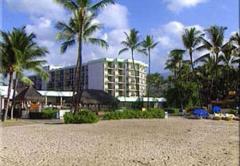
[192,108,209,118]
[212,106,221,113]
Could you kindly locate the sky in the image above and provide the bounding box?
[1,0,239,73]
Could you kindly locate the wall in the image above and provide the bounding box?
[88,62,104,90]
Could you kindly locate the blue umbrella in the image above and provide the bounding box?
[212,106,221,113]
[192,108,209,118]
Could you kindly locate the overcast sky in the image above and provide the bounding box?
[1,0,239,73]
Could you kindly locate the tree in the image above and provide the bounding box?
[119,29,143,99]
[10,28,48,120]
[146,73,164,98]
[142,35,158,109]
[56,0,114,113]
[165,49,185,79]
[197,26,227,100]
[0,27,48,121]
[0,30,16,121]
[181,28,203,72]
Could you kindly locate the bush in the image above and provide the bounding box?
[103,109,165,120]
[64,111,99,124]
[29,112,44,119]
[29,108,58,119]
[164,108,179,115]
[42,108,58,119]
[228,109,238,115]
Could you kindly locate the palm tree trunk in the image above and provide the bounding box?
[4,72,13,121]
[10,74,18,120]
[147,48,151,110]
[74,36,83,113]
[73,10,84,113]
[189,50,194,72]
[189,50,202,107]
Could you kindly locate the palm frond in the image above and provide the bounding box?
[88,38,108,49]
[118,48,129,55]
[60,39,76,53]
[55,0,79,11]
[90,0,115,11]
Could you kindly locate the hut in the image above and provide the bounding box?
[15,86,44,118]
[81,89,119,110]
[38,89,119,112]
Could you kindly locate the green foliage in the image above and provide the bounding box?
[164,108,179,115]
[228,109,238,115]
[42,108,58,119]
[29,108,58,119]
[103,109,165,120]
[64,111,99,124]
[147,73,165,97]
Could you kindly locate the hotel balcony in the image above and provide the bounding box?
[107,62,115,69]
[118,70,124,75]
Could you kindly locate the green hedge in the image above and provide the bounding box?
[64,111,99,124]
[164,108,179,115]
[228,109,238,115]
[103,108,165,120]
[29,108,58,119]
[42,108,58,119]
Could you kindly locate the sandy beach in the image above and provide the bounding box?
[0,117,239,166]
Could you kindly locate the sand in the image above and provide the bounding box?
[0,117,239,166]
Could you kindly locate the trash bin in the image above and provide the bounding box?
[165,112,168,119]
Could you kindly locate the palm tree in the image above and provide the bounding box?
[181,28,203,72]
[119,29,143,99]
[165,49,189,110]
[142,35,158,109]
[0,31,16,121]
[56,0,114,112]
[165,49,185,79]
[10,28,48,120]
[197,25,227,100]
[195,54,219,102]
[0,27,48,121]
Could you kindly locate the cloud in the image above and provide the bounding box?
[97,4,128,29]
[163,21,185,35]
[4,0,206,73]
[163,0,207,12]
[5,0,68,21]
[149,21,204,72]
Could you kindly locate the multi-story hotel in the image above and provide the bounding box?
[28,58,148,97]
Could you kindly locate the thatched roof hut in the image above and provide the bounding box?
[15,86,44,102]
[80,89,119,105]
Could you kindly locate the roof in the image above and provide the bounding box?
[15,86,44,102]
[80,89,119,105]
[39,89,119,105]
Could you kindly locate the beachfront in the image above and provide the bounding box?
[1,117,239,166]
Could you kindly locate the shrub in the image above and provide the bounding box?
[42,108,58,119]
[103,109,165,120]
[64,111,99,124]
[228,109,238,115]
[29,112,44,119]
[164,108,179,115]
[29,108,58,119]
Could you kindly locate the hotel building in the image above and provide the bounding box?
[28,58,148,97]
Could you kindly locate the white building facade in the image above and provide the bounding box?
[28,58,148,97]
